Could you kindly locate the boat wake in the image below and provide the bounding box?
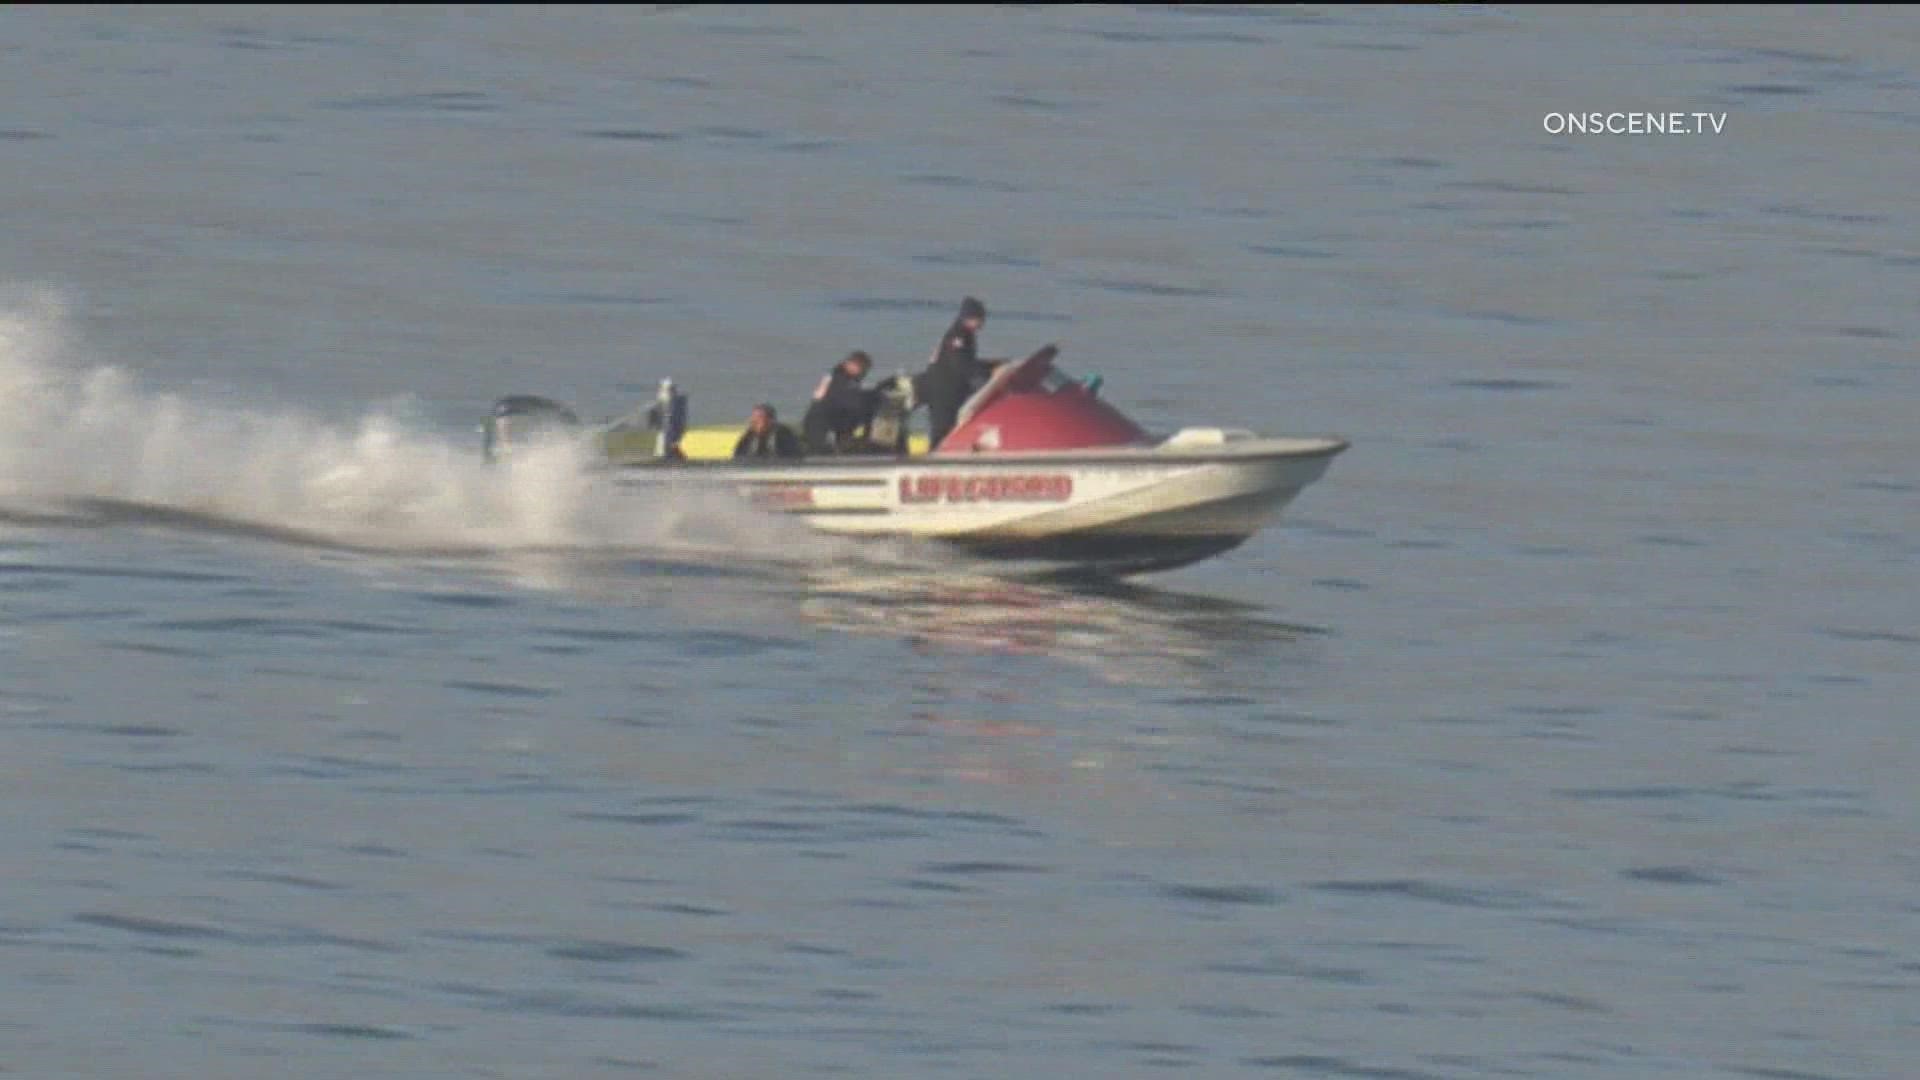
[0,292,893,572]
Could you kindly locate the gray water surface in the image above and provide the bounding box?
[2,7,1917,1079]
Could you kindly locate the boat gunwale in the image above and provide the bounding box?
[602,437,1350,474]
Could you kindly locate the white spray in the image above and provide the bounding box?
[0,290,879,567]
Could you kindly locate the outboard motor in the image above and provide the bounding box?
[644,378,689,460]
[480,395,581,463]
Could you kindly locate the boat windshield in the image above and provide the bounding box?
[1039,363,1080,393]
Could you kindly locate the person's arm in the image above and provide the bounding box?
[733,431,752,458]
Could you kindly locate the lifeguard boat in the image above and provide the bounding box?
[480,346,1347,577]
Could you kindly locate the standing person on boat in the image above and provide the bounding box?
[914,296,1002,451]
[733,403,804,460]
[801,350,879,454]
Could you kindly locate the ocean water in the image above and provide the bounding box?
[2,6,1917,1078]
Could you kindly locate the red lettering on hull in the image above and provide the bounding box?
[897,474,1074,504]
[749,484,815,509]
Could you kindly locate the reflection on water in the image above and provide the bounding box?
[466,546,1328,691]
[791,567,1326,688]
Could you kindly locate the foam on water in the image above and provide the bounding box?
[0,288,883,569]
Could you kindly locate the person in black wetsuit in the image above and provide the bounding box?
[913,296,1001,451]
[733,403,803,460]
[801,350,878,454]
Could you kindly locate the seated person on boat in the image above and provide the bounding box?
[801,350,880,453]
[733,403,804,460]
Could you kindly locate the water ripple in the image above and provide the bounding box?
[1076,277,1227,299]
[1823,627,1919,645]
[1210,956,1373,985]
[319,90,501,113]
[1449,378,1566,392]
[1242,1055,1449,1079]
[832,297,952,314]
[1724,83,1814,96]
[217,870,345,892]
[1444,179,1579,196]
[1163,883,1283,906]
[73,911,229,940]
[571,811,701,827]
[580,129,682,142]
[546,941,689,964]
[1556,784,1781,803]
[0,561,244,584]
[918,861,1050,877]
[442,679,557,699]
[1622,866,1724,886]
[494,991,733,1023]
[1308,879,1562,911]
[1249,244,1340,260]
[286,1023,414,1041]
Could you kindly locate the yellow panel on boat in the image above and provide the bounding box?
[601,425,928,462]
[682,426,746,460]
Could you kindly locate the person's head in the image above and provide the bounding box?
[840,350,872,379]
[748,403,777,433]
[959,296,986,331]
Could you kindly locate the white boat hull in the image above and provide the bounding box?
[608,435,1347,577]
